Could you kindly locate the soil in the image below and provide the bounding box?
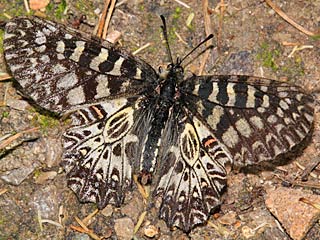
[0,0,319,239]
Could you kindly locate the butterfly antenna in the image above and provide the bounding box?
[160,15,174,64]
[179,34,214,65]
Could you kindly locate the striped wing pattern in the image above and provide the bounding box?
[4,17,157,113]
[181,75,314,167]
[3,17,314,232]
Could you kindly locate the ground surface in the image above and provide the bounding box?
[0,0,319,239]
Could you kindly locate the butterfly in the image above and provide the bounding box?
[3,16,314,232]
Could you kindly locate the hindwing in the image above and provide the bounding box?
[62,96,151,207]
[153,108,228,232]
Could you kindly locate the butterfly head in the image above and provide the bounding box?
[158,60,184,81]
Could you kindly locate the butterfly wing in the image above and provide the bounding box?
[4,17,157,113]
[153,108,229,232]
[180,75,314,167]
[62,96,156,208]
[153,75,314,231]
[4,17,158,208]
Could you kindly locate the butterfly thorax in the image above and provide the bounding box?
[159,63,183,102]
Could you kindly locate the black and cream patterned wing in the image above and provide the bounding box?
[62,96,152,208]
[181,75,314,167]
[4,17,157,113]
[153,109,229,232]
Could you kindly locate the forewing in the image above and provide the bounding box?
[62,97,152,208]
[4,17,157,113]
[181,75,314,167]
[153,109,228,232]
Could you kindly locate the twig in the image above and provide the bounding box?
[300,156,320,181]
[287,45,313,58]
[282,41,301,46]
[58,205,64,225]
[73,216,102,240]
[116,0,128,7]
[202,0,212,40]
[70,225,88,233]
[41,219,63,228]
[0,73,12,81]
[265,0,317,37]
[134,211,147,234]
[3,13,12,19]
[173,0,191,9]
[295,161,319,179]
[274,173,320,189]
[132,43,152,55]
[82,209,99,226]
[75,216,90,232]
[292,181,320,189]
[23,0,30,13]
[299,197,320,210]
[199,0,213,75]
[38,209,43,232]
[217,0,226,53]
[0,127,40,150]
[174,31,188,45]
[102,0,117,40]
[97,0,110,38]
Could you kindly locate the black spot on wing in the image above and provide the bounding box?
[63,39,77,58]
[216,77,229,105]
[79,52,92,67]
[234,82,248,108]
[198,79,213,99]
[121,59,137,78]
[99,50,119,73]
[214,111,230,139]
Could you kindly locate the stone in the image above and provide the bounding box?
[114,217,134,240]
[265,186,320,240]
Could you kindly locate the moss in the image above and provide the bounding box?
[1,111,9,118]
[45,2,54,12]
[31,112,59,133]
[0,1,26,20]
[281,56,305,77]
[256,42,280,71]
[33,168,41,178]
[55,0,67,19]
[173,6,182,21]
[257,41,306,77]
[45,0,67,20]
[310,34,320,40]
[138,3,145,11]
[74,0,95,19]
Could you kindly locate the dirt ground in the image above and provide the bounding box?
[0,0,319,239]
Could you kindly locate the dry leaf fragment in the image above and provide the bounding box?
[29,0,50,10]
